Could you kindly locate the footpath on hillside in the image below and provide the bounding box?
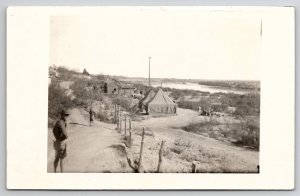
[47,108,132,173]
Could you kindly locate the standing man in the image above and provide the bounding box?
[89,107,94,127]
[53,109,69,173]
[198,106,202,114]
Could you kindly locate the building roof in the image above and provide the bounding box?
[147,88,176,106]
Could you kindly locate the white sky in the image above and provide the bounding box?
[50,8,261,80]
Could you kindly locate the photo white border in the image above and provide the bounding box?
[6,6,295,190]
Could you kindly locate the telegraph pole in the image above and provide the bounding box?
[148,57,151,87]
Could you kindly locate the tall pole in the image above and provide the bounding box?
[148,57,151,87]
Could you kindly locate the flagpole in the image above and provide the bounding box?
[148,57,151,87]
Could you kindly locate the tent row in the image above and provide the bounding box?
[139,88,177,115]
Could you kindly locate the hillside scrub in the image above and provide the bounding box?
[112,97,135,112]
[164,87,205,100]
[48,82,74,124]
[56,66,80,80]
[177,92,260,117]
[182,117,259,150]
[70,78,105,104]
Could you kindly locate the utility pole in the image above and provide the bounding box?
[148,57,151,87]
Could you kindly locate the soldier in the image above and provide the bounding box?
[89,108,94,127]
[53,109,69,173]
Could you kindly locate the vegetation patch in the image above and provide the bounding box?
[182,118,259,150]
[48,82,74,126]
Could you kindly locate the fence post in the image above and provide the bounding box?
[129,119,132,130]
[156,140,165,173]
[114,104,117,124]
[119,115,122,133]
[118,105,121,120]
[138,128,145,173]
[125,115,127,138]
[129,131,132,148]
[192,162,196,173]
[116,105,119,130]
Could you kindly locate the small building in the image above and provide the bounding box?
[105,79,136,97]
[106,79,122,94]
[119,85,136,97]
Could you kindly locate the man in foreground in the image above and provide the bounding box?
[53,109,69,173]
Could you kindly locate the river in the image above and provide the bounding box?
[152,82,253,94]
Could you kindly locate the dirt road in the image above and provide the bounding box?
[48,107,258,173]
[47,108,131,173]
[133,108,258,172]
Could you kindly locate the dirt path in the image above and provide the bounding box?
[133,108,259,172]
[48,107,258,173]
[47,108,131,173]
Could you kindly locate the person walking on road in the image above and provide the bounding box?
[89,108,94,127]
[53,109,69,173]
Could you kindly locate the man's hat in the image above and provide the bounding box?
[60,109,70,116]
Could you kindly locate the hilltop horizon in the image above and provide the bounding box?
[50,65,260,82]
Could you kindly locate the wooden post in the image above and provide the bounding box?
[118,105,121,132]
[125,115,127,137]
[116,105,119,130]
[118,105,121,126]
[156,140,165,173]
[129,119,132,130]
[114,104,117,124]
[192,162,196,173]
[129,131,132,148]
[119,115,123,133]
[138,128,145,173]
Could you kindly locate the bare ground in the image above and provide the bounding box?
[48,107,258,173]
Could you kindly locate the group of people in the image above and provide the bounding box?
[52,108,94,173]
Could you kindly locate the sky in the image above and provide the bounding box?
[50,7,261,80]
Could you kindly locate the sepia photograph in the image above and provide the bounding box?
[48,9,260,173]
[6,6,295,189]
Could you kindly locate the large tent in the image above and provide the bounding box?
[138,90,156,112]
[146,88,177,114]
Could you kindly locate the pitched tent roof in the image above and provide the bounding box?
[142,90,156,105]
[146,88,177,114]
[138,90,156,110]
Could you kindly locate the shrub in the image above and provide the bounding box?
[233,119,260,150]
[182,118,259,150]
[174,139,191,148]
[95,110,113,123]
[167,88,201,100]
[211,104,228,113]
[48,82,74,123]
[70,78,92,100]
[222,93,260,117]
[182,120,220,135]
[112,97,133,111]
[56,66,79,80]
[70,78,105,103]
[177,101,199,111]
[178,98,228,113]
